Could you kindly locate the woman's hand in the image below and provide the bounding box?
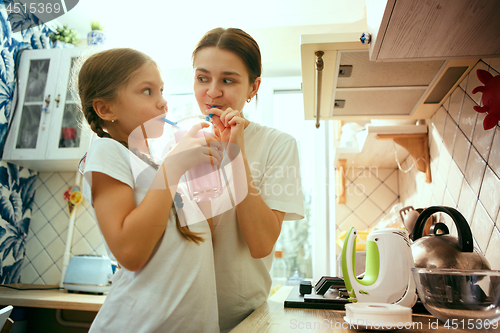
[204,107,246,159]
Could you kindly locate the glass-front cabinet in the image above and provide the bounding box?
[3,48,92,171]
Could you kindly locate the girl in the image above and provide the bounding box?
[78,48,221,332]
[192,28,305,332]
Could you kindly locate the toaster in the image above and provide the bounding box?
[63,255,114,294]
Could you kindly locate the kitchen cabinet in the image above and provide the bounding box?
[366,0,500,62]
[300,32,478,122]
[3,47,92,171]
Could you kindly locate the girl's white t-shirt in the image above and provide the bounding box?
[82,138,219,333]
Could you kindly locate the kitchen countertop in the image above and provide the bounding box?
[0,284,104,312]
[232,286,496,333]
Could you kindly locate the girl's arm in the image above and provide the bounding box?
[92,124,222,271]
[92,162,180,271]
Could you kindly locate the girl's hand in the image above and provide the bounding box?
[165,122,223,179]
[204,108,246,159]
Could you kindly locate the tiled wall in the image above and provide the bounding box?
[335,168,400,253]
[21,172,103,285]
[400,58,500,269]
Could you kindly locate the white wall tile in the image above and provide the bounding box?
[20,263,38,284]
[432,106,447,139]
[459,94,478,141]
[371,184,398,211]
[429,127,442,163]
[39,197,63,221]
[353,175,382,197]
[472,113,496,161]
[471,202,494,253]
[442,189,457,208]
[479,167,500,222]
[44,174,67,195]
[345,183,367,211]
[335,204,352,226]
[45,236,65,262]
[459,72,468,91]
[22,169,105,285]
[75,210,95,236]
[36,224,58,248]
[401,60,499,270]
[489,128,500,175]
[25,235,43,261]
[375,169,395,182]
[457,181,477,223]
[446,162,463,202]
[489,57,500,72]
[50,210,70,236]
[442,95,450,111]
[355,199,384,226]
[339,213,368,233]
[29,209,48,234]
[485,227,500,270]
[447,87,465,125]
[34,184,51,207]
[41,264,61,285]
[60,172,77,183]
[437,145,453,181]
[431,172,446,204]
[85,226,104,251]
[384,170,398,194]
[72,238,94,255]
[31,250,53,276]
[464,147,486,196]
[443,115,458,153]
[452,129,470,173]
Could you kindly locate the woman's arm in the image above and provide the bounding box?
[208,108,286,258]
[235,154,285,258]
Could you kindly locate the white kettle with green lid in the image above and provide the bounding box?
[341,227,417,307]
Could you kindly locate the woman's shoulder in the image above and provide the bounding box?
[247,122,296,144]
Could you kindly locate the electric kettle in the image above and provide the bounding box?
[411,206,491,270]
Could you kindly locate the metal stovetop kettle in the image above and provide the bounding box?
[411,206,491,270]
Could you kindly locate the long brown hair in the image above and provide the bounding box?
[192,27,262,84]
[77,48,203,244]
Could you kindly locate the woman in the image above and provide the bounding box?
[192,27,305,332]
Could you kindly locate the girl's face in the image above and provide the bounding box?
[110,62,167,142]
[193,47,260,113]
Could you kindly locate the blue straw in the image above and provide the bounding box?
[162,118,178,128]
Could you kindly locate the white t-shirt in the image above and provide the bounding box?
[82,138,219,333]
[213,122,305,332]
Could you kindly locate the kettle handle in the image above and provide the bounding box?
[412,206,473,252]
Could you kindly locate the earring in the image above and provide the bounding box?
[246,98,251,103]
[111,119,115,123]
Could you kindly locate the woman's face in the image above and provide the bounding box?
[193,47,260,114]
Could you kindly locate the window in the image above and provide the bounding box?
[264,80,335,279]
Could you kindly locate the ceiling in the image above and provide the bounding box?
[54,0,367,78]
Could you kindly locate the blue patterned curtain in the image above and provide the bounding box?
[0,1,52,283]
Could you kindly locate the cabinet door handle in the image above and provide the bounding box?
[42,95,50,112]
[55,94,60,107]
[315,51,324,129]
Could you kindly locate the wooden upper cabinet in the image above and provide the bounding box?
[367,0,500,61]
